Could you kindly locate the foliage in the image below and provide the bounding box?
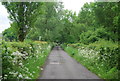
[1,41,51,79]
[94,2,118,34]
[2,2,43,41]
[64,41,119,80]
[27,2,66,43]
[1,2,119,80]
[80,27,111,44]
[78,2,118,43]
[2,2,119,43]
[2,22,18,41]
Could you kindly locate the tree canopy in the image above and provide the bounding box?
[2,2,119,44]
[2,2,43,41]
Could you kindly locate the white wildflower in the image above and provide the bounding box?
[33,71,35,73]
[30,73,32,76]
[4,75,7,77]
[29,47,32,49]
[41,68,43,70]
[39,46,41,49]
[11,51,24,57]
[18,74,23,78]
[25,76,30,79]
[36,55,38,58]
[13,72,18,77]
[19,63,23,66]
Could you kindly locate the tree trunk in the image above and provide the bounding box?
[18,2,25,42]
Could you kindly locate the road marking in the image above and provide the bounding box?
[50,62,60,64]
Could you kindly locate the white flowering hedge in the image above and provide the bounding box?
[1,41,51,79]
[64,40,119,80]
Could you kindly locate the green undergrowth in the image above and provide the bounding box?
[1,41,51,80]
[63,40,119,81]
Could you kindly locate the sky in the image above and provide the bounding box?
[0,0,94,33]
[0,2,11,33]
[63,0,94,14]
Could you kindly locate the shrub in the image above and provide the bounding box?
[80,27,111,44]
[1,41,51,79]
[64,40,119,80]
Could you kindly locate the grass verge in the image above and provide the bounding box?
[63,41,119,81]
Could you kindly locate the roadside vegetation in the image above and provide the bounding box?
[1,1,119,80]
[62,40,119,80]
[1,41,51,79]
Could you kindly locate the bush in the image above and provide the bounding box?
[64,40,119,80]
[87,40,119,69]
[1,41,51,79]
[80,27,111,44]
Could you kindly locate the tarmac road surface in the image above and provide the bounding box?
[38,46,103,80]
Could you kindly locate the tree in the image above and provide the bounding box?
[2,22,18,41]
[77,2,96,28]
[93,2,118,41]
[30,2,65,42]
[77,2,119,43]
[2,2,43,41]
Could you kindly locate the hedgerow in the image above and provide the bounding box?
[64,40,119,80]
[1,41,51,80]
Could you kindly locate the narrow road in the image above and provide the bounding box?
[38,46,103,80]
